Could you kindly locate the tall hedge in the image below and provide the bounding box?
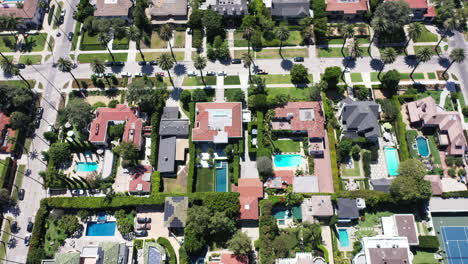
[26,201,49,264]
[392,97,410,161]
[187,102,196,193]
[157,237,177,264]
[152,171,161,193]
[327,126,340,192]
[418,236,440,251]
[150,111,162,168]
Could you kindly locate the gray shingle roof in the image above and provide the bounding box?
[159,120,189,136]
[337,198,359,219]
[157,136,176,173]
[271,0,309,17]
[341,98,380,139]
[371,178,392,193]
[161,107,179,120]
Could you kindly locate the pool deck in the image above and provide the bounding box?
[64,152,104,178]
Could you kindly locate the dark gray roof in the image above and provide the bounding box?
[157,136,176,173]
[271,0,309,17]
[164,196,188,228]
[368,248,410,264]
[162,107,179,120]
[148,247,162,264]
[118,244,129,264]
[159,120,189,136]
[341,98,380,139]
[211,1,248,16]
[371,178,392,193]
[337,198,359,219]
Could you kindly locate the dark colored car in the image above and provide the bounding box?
[24,234,30,246]
[136,217,151,224]
[149,60,158,66]
[27,221,33,232]
[36,107,44,119]
[231,58,241,64]
[11,221,17,233]
[134,230,148,237]
[34,119,41,129]
[58,16,64,25]
[256,69,268,75]
[18,189,25,201]
[114,61,125,66]
[138,61,147,66]
[105,61,114,67]
[67,32,73,41]
[294,57,304,62]
[16,63,26,69]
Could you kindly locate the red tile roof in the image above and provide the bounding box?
[265,170,294,189]
[0,0,40,19]
[424,5,435,17]
[88,104,144,149]
[192,103,242,142]
[385,0,428,9]
[236,178,263,220]
[326,0,368,14]
[128,165,152,192]
[209,254,248,264]
[425,175,443,196]
[272,102,325,138]
[0,113,15,153]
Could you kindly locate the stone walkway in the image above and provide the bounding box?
[369,138,390,179]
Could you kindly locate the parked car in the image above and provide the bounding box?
[137,224,151,230]
[60,9,66,17]
[156,72,165,77]
[217,71,226,76]
[27,220,33,232]
[121,72,132,77]
[149,60,158,66]
[134,72,143,77]
[24,234,30,246]
[105,61,114,67]
[67,32,73,41]
[47,124,55,132]
[206,71,216,76]
[16,63,26,69]
[36,107,44,119]
[58,16,64,25]
[34,118,41,129]
[187,71,197,77]
[88,189,101,194]
[294,57,304,62]
[136,217,151,224]
[114,61,125,66]
[104,72,113,78]
[256,69,268,75]
[134,230,148,237]
[138,61,147,66]
[96,73,104,78]
[18,189,25,200]
[71,189,85,196]
[231,58,241,64]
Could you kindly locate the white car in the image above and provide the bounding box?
[121,72,132,77]
[134,72,143,77]
[187,71,197,77]
[206,71,216,76]
[95,73,104,78]
[217,71,226,76]
[60,9,66,17]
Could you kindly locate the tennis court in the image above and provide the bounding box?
[441,226,468,264]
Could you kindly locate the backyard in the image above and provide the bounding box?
[196,168,214,192]
[341,160,361,177]
[273,139,301,153]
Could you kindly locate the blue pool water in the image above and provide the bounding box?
[86,222,116,236]
[97,212,106,222]
[274,154,303,167]
[384,147,399,176]
[416,136,430,157]
[338,229,350,247]
[76,162,98,172]
[215,160,228,192]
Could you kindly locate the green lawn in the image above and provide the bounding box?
[196,168,214,192]
[174,31,185,48]
[416,90,443,102]
[19,55,42,64]
[327,36,370,45]
[234,30,303,47]
[163,177,185,193]
[11,165,25,201]
[0,160,6,190]
[317,47,370,57]
[444,95,455,111]
[0,35,17,52]
[71,22,81,50]
[266,87,308,101]
[359,212,393,228]
[0,216,13,261]
[370,72,425,82]
[77,53,128,63]
[413,45,440,54]
[182,76,216,86]
[143,32,167,49]
[44,220,69,256]
[112,37,129,50]
[136,52,184,62]
[428,136,441,165]
[224,76,240,85]
[273,139,300,153]
[52,1,63,29]
[341,160,361,177]
[414,27,439,43]
[235,48,308,59]
[378,46,407,55]
[406,130,418,159]
[413,250,437,264]
[262,74,312,84]
[23,33,47,52]
[80,32,106,51]
[350,73,363,82]
[0,80,36,88]
[225,88,244,102]
[427,72,437,80]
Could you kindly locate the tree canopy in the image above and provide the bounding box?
[290,64,309,84]
[373,1,411,32]
[59,99,93,131]
[390,159,432,202]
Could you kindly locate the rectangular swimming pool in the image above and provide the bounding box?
[86,222,116,236]
[215,160,228,192]
[384,147,399,176]
[274,154,303,168]
[76,162,98,172]
[338,229,350,248]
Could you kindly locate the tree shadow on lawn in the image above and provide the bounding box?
[20,38,37,52]
[280,59,293,71]
[174,63,186,76]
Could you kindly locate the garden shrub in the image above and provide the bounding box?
[362,151,371,177]
[233,155,240,185]
[27,201,49,264]
[187,103,196,193]
[152,171,161,193]
[392,97,409,160]
[317,244,329,262]
[150,111,162,167]
[108,99,119,108]
[417,236,440,251]
[157,237,177,264]
[179,247,189,264]
[92,101,106,111]
[441,191,468,198]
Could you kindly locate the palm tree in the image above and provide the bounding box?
[241,53,254,81]
[442,48,465,78]
[193,55,207,86]
[159,25,175,62]
[435,18,459,56]
[342,38,363,85]
[378,48,397,80]
[410,47,432,80]
[369,17,388,56]
[406,22,423,54]
[98,33,114,62]
[340,24,355,57]
[158,53,175,86]
[91,58,109,86]
[128,26,145,61]
[57,57,80,88]
[275,26,290,57]
[243,26,254,55]
[0,57,30,88]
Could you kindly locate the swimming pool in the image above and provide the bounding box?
[86,222,116,236]
[273,206,302,220]
[338,229,350,248]
[76,162,98,172]
[274,154,303,167]
[97,212,106,222]
[384,147,399,176]
[215,160,228,192]
[416,136,430,158]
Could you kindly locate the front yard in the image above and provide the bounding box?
[266,87,309,101]
[182,76,217,86]
[77,53,128,63]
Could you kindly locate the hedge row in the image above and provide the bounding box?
[233,154,240,185]
[157,237,177,264]
[152,171,161,193]
[0,157,14,189]
[441,191,468,198]
[317,244,329,263]
[26,201,49,263]
[150,110,163,168]
[256,112,271,157]
[187,103,196,193]
[47,5,55,25]
[418,236,440,251]
[392,97,410,161]
[247,121,257,156]
[327,125,340,192]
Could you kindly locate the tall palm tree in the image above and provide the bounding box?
[241,53,254,81]
[406,22,423,54]
[158,53,175,87]
[0,57,30,88]
[342,38,363,85]
[369,17,388,56]
[379,48,397,80]
[128,26,145,62]
[340,24,355,57]
[442,48,465,78]
[435,17,459,56]
[98,33,114,62]
[91,58,109,86]
[275,26,290,57]
[193,55,207,86]
[57,57,80,88]
[159,25,175,62]
[410,47,432,79]
[243,26,254,55]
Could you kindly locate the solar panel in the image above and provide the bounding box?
[164,203,174,221]
[148,247,161,264]
[171,217,183,228]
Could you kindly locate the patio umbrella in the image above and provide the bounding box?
[383,122,392,131]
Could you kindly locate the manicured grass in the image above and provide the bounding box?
[444,95,455,111]
[263,74,292,84]
[146,32,167,49]
[273,139,300,153]
[406,130,418,159]
[266,87,308,101]
[341,160,361,177]
[224,75,240,85]
[182,76,216,86]
[359,211,393,228]
[317,47,370,57]
[327,36,370,45]
[255,48,308,59]
[378,46,407,55]
[413,250,437,264]
[234,30,303,47]
[414,27,439,43]
[136,52,184,62]
[350,73,363,82]
[80,32,106,51]
[371,72,425,82]
[163,177,185,193]
[112,36,129,50]
[0,216,13,261]
[196,168,214,192]
[0,35,17,52]
[0,80,36,88]
[52,1,63,29]
[0,160,6,188]
[413,45,440,54]
[416,90,443,102]
[23,33,47,52]
[44,220,69,256]
[71,22,81,50]
[19,55,42,64]
[225,88,244,102]
[427,72,437,80]
[427,135,441,165]
[77,53,128,63]
[174,31,185,48]
[12,165,25,201]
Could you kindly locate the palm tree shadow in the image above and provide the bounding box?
[110,66,123,74]
[174,64,186,76]
[219,59,231,66]
[404,55,418,67]
[2,72,14,78]
[342,57,356,70]
[370,59,383,71]
[280,59,293,71]
[141,65,154,76]
[438,57,450,68]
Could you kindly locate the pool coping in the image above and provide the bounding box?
[272,154,307,172]
[383,146,400,177]
[214,159,229,192]
[415,136,431,158]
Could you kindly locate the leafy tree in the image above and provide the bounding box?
[411,47,432,79]
[48,142,71,165]
[390,159,431,202]
[192,88,208,102]
[90,58,108,86]
[188,9,204,29]
[381,70,400,95]
[60,99,93,130]
[379,99,398,121]
[308,81,324,101]
[257,156,273,181]
[109,123,125,140]
[202,9,224,43]
[216,42,230,61]
[406,22,423,50]
[337,139,353,162]
[249,76,266,95]
[227,231,252,255]
[180,90,192,107]
[57,215,80,236]
[355,85,369,100]
[227,89,245,102]
[159,25,176,61]
[9,111,30,130]
[98,33,114,62]
[0,188,14,208]
[43,131,58,144]
[208,211,237,238]
[57,57,80,88]
[74,0,94,22]
[339,24,355,57]
[351,145,361,160]
[248,94,268,111]
[322,66,341,91]
[108,100,119,108]
[443,48,465,77]
[126,78,154,106]
[115,142,139,167]
[290,64,309,84]
[373,0,411,33]
[273,232,297,258]
[435,16,460,54]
